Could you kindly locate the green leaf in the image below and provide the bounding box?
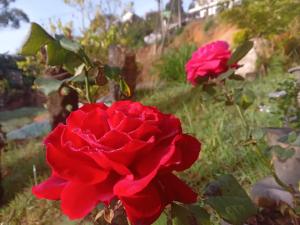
[204,174,257,225]
[216,69,235,82]
[74,63,86,77]
[272,145,295,161]
[234,89,256,110]
[229,74,245,81]
[104,65,122,81]
[227,41,254,66]
[59,37,82,54]
[59,37,92,67]
[188,204,211,225]
[277,131,297,144]
[152,212,168,225]
[252,128,265,140]
[203,83,217,96]
[34,77,64,95]
[119,79,131,97]
[292,135,300,147]
[21,22,54,55]
[171,203,191,225]
[47,41,69,65]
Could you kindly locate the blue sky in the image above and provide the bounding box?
[0,0,191,54]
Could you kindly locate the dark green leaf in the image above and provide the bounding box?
[152,212,168,225]
[204,174,257,225]
[203,83,217,96]
[188,204,211,225]
[277,131,297,144]
[21,22,54,55]
[227,41,254,66]
[229,74,245,81]
[272,145,295,161]
[171,203,191,225]
[104,65,121,81]
[34,77,64,95]
[216,69,235,82]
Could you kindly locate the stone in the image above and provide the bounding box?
[251,177,293,208]
[6,120,51,141]
[265,128,300,188]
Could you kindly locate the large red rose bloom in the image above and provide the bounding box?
[32,101,201,225]
[185,40,234,85]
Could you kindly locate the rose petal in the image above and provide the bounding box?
[157,173,197,203]
[164,134,201,172]
[114,142,177,196]
[81,108,110,139]
[87,151,132,176]
[120,183,165,225]
[100,130,131,149]
[46,143,109,184]
[32,174,67,200]
[61,177,116,220]
[80,102,108,112]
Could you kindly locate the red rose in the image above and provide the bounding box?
[32,101,201,225]
[185,40,234,85]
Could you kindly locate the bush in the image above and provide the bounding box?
[155,44,197,82]
[233,29,250,47]
[203,17,215,33]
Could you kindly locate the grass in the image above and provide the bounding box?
[154,44,197,82]
[137,73,285,191]
[0,71,289,224]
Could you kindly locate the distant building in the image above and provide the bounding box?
[188,0,241,18]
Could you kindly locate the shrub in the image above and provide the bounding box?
[233,29,250,47]
[155,44,197,82]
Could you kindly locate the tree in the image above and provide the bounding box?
[165,0,184,24]
[0,0,29,28]
[221,0,300,38]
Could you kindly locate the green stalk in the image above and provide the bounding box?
[84,74,92,103]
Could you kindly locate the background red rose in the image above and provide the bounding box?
[185,40,233,85]
[32,101,201,225]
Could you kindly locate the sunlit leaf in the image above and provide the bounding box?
[21,22,54,55]
[119,79,131,97]
[59,37,82,54]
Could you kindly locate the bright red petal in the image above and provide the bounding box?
[61,176,117,220]
[165,134,201,172]
[157,173,198,203]
[120,183,165,225]
[32,174,67,200]
[46,143,109,184]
